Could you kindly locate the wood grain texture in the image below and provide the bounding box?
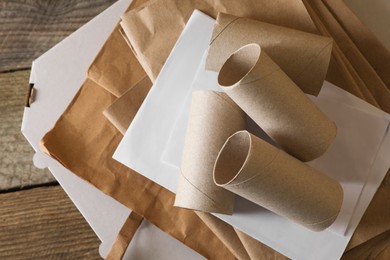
[0,185,101,259]
[0,70,55,190]
[0,0,116,72]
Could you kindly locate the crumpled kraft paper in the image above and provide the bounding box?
[303,0,390,112]
[174,91,245,214]
[214,131,343,231]
[218,43,337,162]
[103,76,152,135]
[120,0,317,82]
[40,78,235,260]
[87,24,146,97]
[206,12,333,96]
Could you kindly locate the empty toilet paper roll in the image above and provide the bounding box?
[213,131,343,231]
[207,13,333,96]
[174,90,246,214]
[218,43,337,161]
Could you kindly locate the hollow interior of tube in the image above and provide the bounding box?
[214,131,251,186]
[218,43,261,87]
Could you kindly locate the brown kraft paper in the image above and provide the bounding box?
[103,76,152,135]
[303,0,390,113]
[206,12,333,96]
[87,24,146,97]
[342,230,390,260]
[196,212,251,260]
[106,211,144,260]
[120,0,317,82]
[218,43,337,161]
[213,131,343,231]
[234,228,288,260]
[174,91,245,214]
[40,78,235,260]
[321,0,390,88]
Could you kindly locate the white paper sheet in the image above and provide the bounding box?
[114,10,390,260]
[21,0,203,258]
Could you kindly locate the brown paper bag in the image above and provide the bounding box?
[214,131,343,231]
[175,91,245,214]
[206,13,333,96]
[120,0,317,82]
[218,44,336,161]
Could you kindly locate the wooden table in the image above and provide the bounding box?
[0,1,117,258]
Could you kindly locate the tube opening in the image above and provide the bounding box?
[218,43,261,87]
[214,131,251,186]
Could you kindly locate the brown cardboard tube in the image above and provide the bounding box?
[218,43,337,161]
[207,13,333,96]
[174,90,246,214]
[213,131,343,231]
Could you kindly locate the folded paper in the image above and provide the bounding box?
[175,91,245,214]
[207,13,333,96]
[214,131,343,231]
[103,76,152,135]
[218,43,337,161]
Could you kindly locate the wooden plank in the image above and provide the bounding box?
[0,0,116,72]
[0,185,100,259]
[0,70,55,190]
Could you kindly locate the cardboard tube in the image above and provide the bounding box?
[214,131,343,231]
[207,13,333,96]
[218,43,337,161]
[174,90,246,214]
